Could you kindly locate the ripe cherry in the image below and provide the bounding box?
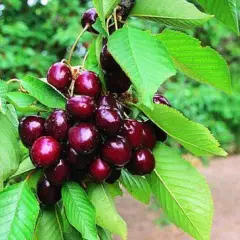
[117,0,136,20]
[30,136,61,168]
[47,62,72,91]
[45,110,69,141]
[106,168,121,184]
[81,8,98,33]
[101,136,131,167]
[142,123,157,150]
[153,125,168,142]
[74,71,101,98]
[37,177,61,206]
[95,108,123,136]
[121,119,143,149]
[127,148,155,175]
[19,116,45,147]
[100,43,118,72]
[67,147,94,169]
[66,95,96,120]
[98,94,118,109]
[88,157,112,182]
[45,159,69,185]
[153,93,171,107]
[68,123,99,154]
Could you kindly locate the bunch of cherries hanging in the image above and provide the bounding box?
[18,1,171,206]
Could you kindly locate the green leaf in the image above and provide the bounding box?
[87,183,127,240]
[21,76,66,109]
[158,29,232,94]
[94,0,120,29]
[0,81,8,114]
[62,182,97,240]
[138,103,227,157]
[196,0,239,34]
[105,182,123,198]
[35,206,64,240]
[130,0,213,28]
[0,111,21,181]
[7,92,49,113]
[97,226,112,240]
[10,157,35,179]
[0,169,3,192]
[108,26,176,108]
[120,169,151,204]
[85,39,99,74]
[0,181,40,240]
[6,104,19,130]
[148,144,214,240]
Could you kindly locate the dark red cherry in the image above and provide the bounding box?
[30,136,61,168]
[45,110,69,141]
[153,125,168,142]
[66,95,96,120]
[95,108,123,136]
[121,119,143,149]
[98,94,118,109]
[127,148,155,175]
[74,71,101,98]
[45,159,69,185]
[37,177,61,206]
[68,123,99,154]
[47,62,72,91]
[88,157,112,182]
[101,136,131,167]
[142,123,157,150]
[19,116,45,147]
[100,43,118,72]
[67,147,94,169]
[106,168,121,184]
[106,68,131,93]
[81,8,98,33]
[117,0,136,20]
[153,93,171,107]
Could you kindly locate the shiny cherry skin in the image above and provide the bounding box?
[98,94,118,109]
[45,159,69,185]
[66,95,96,120]
[68,123,100,154]
[81,8,98,33]
[100,43,118,72]
[88,157,112,182]
[127,148,155,175]
[142,123,157,150]
[45,110,69,141]
[153,93,171,107]
[67,147,95,169]
[106,168,121,184]
[95,108,123,136]
[101,136,131,167]
[30,136,61,168]
[121,119,143,149]
[153,125,168,142]
[19,116,45,147]
[74,71,101,98]
[37,177,61,206]
[47,62,72,91]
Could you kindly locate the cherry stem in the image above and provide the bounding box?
[69,79,76,97]
[106,15,112,36]
[82,51,89,68]
[68,25,89,64]
[26,169,36,181]
[7,78,20,84]
[113,8,118,30]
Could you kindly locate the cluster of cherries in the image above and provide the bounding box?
[18,3,171,206]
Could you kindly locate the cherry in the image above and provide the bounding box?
[19,116,45,147]
[117,0,136,20]
[74,71,101,98]
[37,177,61,206]
[142,123,157,150]
[67,147,94,169]
[153,93,171,107]
[68,123,99,154]
[153,125,168,142]
[127,148,155,175]
[98,94,118,110]
[88,157,112,182]
[106,68,131,93]
[47,62,72,91]
[45,110,69,141]
[30,136,61,168]
[45,159,69,185]
[66,95,96,120]
[81,8,98,33]
[106,168,121,184]
[95,108,123,136]
[121,119,143,149]
[101,136,131,167]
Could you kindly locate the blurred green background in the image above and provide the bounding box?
[1,0,240,154]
